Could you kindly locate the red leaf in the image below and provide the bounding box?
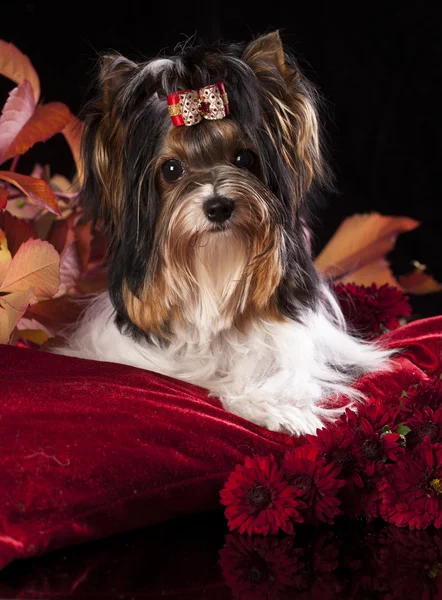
[3,102,72,162]
[0,80,35,164]
[62,114,84,182]
[47,215,74,255]
[25,295,84,333]
[0,40,40,103]
[0,211,37,255]
[0,171,61,216]
[0,184,7,208]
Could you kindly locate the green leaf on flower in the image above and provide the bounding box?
[395,424,411,436]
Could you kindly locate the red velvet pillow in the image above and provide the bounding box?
[0,316,441,570]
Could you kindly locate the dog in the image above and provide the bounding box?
[57,31,391,435]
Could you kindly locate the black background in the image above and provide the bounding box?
[1,1,441,310]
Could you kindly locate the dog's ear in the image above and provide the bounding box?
[243,31,329,198]
[99,55,138,106]
[242,31,287,79]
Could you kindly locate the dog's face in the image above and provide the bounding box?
[82,32,329,341]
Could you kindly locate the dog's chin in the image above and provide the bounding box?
[208,222,230,233]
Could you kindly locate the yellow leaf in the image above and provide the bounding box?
[17,328,49,345]
[0,40,40,103]
[0,288,38,344]
[0,238,60,297]
[0,227,12,283]
[315,213,420,280]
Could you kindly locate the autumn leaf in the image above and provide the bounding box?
[62,114,84,183]
[338,259,403,289]
[75,220,93,270]
[47,214,76,254]
[0,228,12,282]
[3,102,72,163]
[0,80,35,164]
[16,328,49,345]
[0,211,37,255]
[0,238,60,297]
[0,40,40,104]
[55,243,81,297]
[0,171,61,216]
[25,295,84,333]
[399,270,442,295]
[0,184,7,208]
[0,288,38,344]
[315,213,420,280]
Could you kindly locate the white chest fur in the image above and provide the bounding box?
[57,289,391,435]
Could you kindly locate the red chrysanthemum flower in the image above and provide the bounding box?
[281,445,345,524]
[378,438,442,529]
[220,455,306,535]
[401,376,442,412]
[219,534,303,599]
[343,400,402,435]
[357,417,404,469]
[406,405,442,450]
[306,425,365,488]
[334,282,411,339]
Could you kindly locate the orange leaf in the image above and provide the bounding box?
[399,270,442,295]
[62,115,84,183]
[337,259,403,290]
[3,102,72,162]
[0,171,61,216]
[0,80,35,164]
[315,213,420,281]
[0,288,38,344]
[0,227,12,282]
[0,40,40,103]
[0,184,7,208]
[0,238,60,297]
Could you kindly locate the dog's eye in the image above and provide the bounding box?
[161,159,185,183]
[234,149,256,170]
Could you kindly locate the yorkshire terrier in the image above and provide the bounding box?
[58,31,391,434]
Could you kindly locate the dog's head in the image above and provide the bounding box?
[82,31,330,341]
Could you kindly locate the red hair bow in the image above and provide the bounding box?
[166,82,230,127]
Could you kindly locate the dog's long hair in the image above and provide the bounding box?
[81,31,332,342]
[57,31,391,434]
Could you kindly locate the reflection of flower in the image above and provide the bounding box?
[220,455,305,535]
[282,446,344,524]
[219,524,442,600]
[334,282,411,338]
[219,534,302,599]
[378,438,442,529]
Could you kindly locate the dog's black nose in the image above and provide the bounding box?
[203,196,235,223]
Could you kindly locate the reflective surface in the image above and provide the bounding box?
[1,513,441,599]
